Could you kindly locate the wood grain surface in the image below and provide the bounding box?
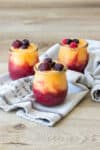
[0,0,100,150]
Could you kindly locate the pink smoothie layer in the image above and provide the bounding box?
[8,61,35,80]
[33,88,67,106]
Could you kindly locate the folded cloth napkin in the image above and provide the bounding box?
[0,40,100,126]
[91,84,100,102]
[84,49,100,102]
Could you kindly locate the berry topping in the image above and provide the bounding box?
[21,44,28,49]
[51,61,56,67]
[73,39,79,44]
[61,38,67,45]
[22,39,30,46]
[44,58,52,64]
[53,63,64,71]
[21,39,30,49]
[38,62,51,71]
[61,38,73,45]
[12,40,22,49]
[66,39,72,44]
[70,42,78,48]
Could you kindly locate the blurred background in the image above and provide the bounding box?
[0,0,100,63]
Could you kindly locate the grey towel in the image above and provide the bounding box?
[0,73,88,126]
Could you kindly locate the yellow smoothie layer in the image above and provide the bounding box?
[10,43,38,66]
[33,69,67,94]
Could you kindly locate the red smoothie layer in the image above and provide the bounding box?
[8,60,35,80]
[33,88,67,106]
[67,53,89,73]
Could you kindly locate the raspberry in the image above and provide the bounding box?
[12,40,22,49]
[70,42,78,48]
[61,38,67,45]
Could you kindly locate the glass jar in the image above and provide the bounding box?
[33,64,68,106]
[58,39,89,72]
[8,43,38,80]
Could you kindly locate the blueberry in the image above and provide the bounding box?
[21,45,28,49]
[51,61,56,67]
[12,40,22,49]
[66,39,72,44]
[23,39,30,46]
[73,39,79,44]
[44,58,52,64]
[54,63,64,71]
[38,62,51,71]
[21,39,30,49]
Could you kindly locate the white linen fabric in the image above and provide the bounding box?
[0,40,100,126]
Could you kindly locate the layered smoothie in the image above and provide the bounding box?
[8,39,38,80]
[33,58,67,106]
[58,38,89,72]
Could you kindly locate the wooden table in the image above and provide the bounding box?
[0,0,100,149]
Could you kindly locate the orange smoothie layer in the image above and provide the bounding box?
[10,43,38,66]
[33,70,67,94]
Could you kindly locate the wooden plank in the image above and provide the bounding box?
[0,0,100,8]
[0,7,100,62]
